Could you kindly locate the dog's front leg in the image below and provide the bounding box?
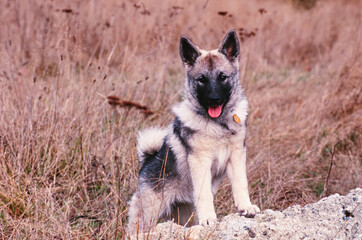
[227,146,260,217]
[188,154,217,226]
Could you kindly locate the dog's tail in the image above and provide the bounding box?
[137,127,168,167]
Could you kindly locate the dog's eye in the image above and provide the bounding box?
[197,75,208,83]
[218,72,229,81]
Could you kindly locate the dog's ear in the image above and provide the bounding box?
[180,36,201,67]
[219,30,240,61]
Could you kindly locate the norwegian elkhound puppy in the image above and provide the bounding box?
[127,30,260,234]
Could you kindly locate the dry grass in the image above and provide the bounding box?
[0,0,361,238]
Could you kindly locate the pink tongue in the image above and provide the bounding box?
[208,105,222,118]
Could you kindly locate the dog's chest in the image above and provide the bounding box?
[194,135,231,165]
[211,143,230,175]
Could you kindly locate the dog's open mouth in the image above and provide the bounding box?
[208,105,222,118]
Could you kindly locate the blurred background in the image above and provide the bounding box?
[0,0,360,238]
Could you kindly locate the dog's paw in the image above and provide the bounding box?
[239,204,260,218]
[199,217,218,227]
[198,212,217,227]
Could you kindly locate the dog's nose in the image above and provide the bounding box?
[208,94,221,105]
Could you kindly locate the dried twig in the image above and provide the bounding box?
[321,141,340,198]
[107,95,154,115]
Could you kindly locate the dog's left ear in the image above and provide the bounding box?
[219,30,240,61]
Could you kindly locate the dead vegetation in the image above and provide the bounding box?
[0,0,361,238]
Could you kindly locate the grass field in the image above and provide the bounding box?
[0,0,361,238]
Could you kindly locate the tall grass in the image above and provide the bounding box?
[0,0,360,238]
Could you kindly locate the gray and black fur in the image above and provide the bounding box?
[127,30,260,235]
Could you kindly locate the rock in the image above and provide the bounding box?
[129,188,361,239]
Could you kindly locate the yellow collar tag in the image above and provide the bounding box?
[233,114,241,124]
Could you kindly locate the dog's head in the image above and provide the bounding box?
[180,30,241,119]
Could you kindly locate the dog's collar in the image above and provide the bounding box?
[233,114,241,124]
[197,109,241,125]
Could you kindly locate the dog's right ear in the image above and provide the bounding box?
[180,36,201,67]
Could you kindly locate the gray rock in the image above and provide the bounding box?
[129,188,361,239]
